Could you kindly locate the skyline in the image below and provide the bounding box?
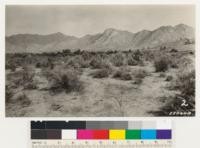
[6,5,195,37]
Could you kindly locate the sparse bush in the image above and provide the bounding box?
[113,68,132,80]
[111,52,125,67]
[154,57,169,72]
[35,62,41,68]
[46,67,83,93]
[6,62,17,72]
[90,68,110,78]
[133,50,143,61]
[6,85,13,103]
[12,66,36,89]
[90,55,104,69]
[159,72,166,78]
[22,67,37,89]
[165,75,173,81]
[16,93,31,107]
[68,56,90,68]
[134,69,148,79]
[175,70,195,96]
[127,55,138,66]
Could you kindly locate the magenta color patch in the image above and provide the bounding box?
[77,130,93,139]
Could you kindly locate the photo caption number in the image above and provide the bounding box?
[181,99,188,107]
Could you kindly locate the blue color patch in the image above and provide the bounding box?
[141,130,156,139]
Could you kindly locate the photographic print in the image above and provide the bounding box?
[5,5,195,117]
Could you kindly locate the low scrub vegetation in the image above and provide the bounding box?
[90,68,111,78]
[154,56,169,72]
[113,67,132,80]
[111,52,125,67]
[45,67,83,93]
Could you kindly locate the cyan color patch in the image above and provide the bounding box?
[141,130,156,139]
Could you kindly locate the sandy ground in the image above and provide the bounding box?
[6,62,178,117]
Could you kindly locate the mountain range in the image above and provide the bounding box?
[6,24,194,53]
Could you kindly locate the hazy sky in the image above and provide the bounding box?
[6,5,195,37]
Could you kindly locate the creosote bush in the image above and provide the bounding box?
[46,67,83,93]
[111,52,125,67]
[17,93,31,107]
[154,56,169,72]
[90,68,110,78]
[90,55,105,69]
[113,67,132,80]
[134,69,148,79]
[175,70,195,96]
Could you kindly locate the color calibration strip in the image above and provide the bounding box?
[31,121,172,140]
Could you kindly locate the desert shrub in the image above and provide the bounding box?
[159,72,166,78]
[154,57,169,72]
[174,70,195,96]
[11,66,36,89]
[113,67,132,80]
[133,50,143,61]
[81,51,91,60]
[134,69,148,79]
[90,68,110,78]
[21,67,37,89]
[90,55,104,69]
[127,55,138,66]
[168,57,179,69]
[165,75,173,81]
[133,78,143,85]
[90,55,112,69]
[46,67,83,93]
[16,93,31,107]
[6,85,13,103]
[68,56,90,68]
[111,52,125,67]
[35,62,41,68]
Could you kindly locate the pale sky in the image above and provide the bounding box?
[6,5,195,37]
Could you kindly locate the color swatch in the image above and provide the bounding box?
[31,121,172,140]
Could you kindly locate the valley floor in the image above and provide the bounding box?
[6,63,178,117]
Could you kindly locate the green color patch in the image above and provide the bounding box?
[126,130,141,139]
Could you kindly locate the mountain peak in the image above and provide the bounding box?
[103,28,119,33]
[49,32,66,37]
[175,23,191,29]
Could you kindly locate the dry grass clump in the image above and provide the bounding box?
[154,56,169,72]
[111,52,125,67]
[90,68,111,78]
[127,50,143,66]
[113,67,132,80]
[6,62,17,72]
[11,66,37,89]
[174,69,195,96]
[165,75,173,81]
[16,93,31,107]
[46,67,83,93]
[134,69,148,79]
[90,55,107,69]
[127,55,138,66]
[67,56,90,68]
[6,85,13,103]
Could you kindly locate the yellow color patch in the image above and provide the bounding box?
[109,130,125,139]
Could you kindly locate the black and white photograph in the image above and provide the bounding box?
[5,5,195,117]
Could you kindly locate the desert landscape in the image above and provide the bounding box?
[5,5,195,117]
[6,24,195,117]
